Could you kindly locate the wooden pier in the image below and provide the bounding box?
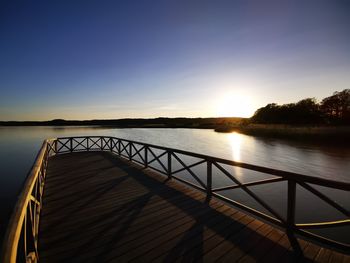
[2,136,349,262]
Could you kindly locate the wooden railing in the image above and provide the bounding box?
[54,136,350,252]
[2,139,56,263]
[3,136,350,262]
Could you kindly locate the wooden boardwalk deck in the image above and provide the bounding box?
[39,152,349,263]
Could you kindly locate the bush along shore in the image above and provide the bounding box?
[215,124,350,143]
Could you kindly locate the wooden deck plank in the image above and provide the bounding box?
[238,227,285,263]
[329,251,345,263]
[304,243,323,262]
[260,233,293,263]
[191,217,259,262]
[127,206,239,262]
[315,248,333,263]
[216,223,273,262]
[151,211,248,263]
[205,218,265,260]
[38,152,348,262]
[40,189,205,233]
[40,194,206,249]
[39,194,213,258]
[110,205,232,261]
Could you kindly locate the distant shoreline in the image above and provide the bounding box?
[214,124,350,144]
[0,117,244,128]
[1,118,350,145]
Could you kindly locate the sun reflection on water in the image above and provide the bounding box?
[227,132,244,180]
[228,132,242,162]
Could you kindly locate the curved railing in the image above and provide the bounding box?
[2,136,350,262]
[2,139,56,263]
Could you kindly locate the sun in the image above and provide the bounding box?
[215,93,254,118]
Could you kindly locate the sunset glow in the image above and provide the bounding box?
[215,93,254,118]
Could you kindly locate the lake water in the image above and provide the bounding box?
[0,126,349,245]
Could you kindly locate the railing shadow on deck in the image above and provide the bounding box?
[103,153,312,262]
[41,152,310,262]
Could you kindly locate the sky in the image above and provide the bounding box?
[0,0,350,121]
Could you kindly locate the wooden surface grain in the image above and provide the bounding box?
[38,152,349,262]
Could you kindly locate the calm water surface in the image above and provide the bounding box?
[0,127,349,243]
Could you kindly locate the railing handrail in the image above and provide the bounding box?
[2,139,55,263]
[56,135,350,190]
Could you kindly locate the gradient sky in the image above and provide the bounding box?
[1,0,350,120]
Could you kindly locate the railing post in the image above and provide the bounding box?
[286,179,303,256]
[110,138,113,152]
[287,180,296,231]
[129,143,132,161]
[207,160,212,198]
[54,139,58,154]
[86,137,89,151]
[118,140,121,156]
[167,151,172,179]
[100,137,103,150]
[70,138,73,152]
[144,146,148,168]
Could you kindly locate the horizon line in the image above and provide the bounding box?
[0,116,248,123]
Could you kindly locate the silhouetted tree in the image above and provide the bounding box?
[251,103,280,124]
[251,90,350,125]
[293,98,322,124]
[321,89,350,124]
[251,98,322,125]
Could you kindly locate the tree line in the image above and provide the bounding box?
[251,89,350,125]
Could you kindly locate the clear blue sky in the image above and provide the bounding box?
[1,0,349,120]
